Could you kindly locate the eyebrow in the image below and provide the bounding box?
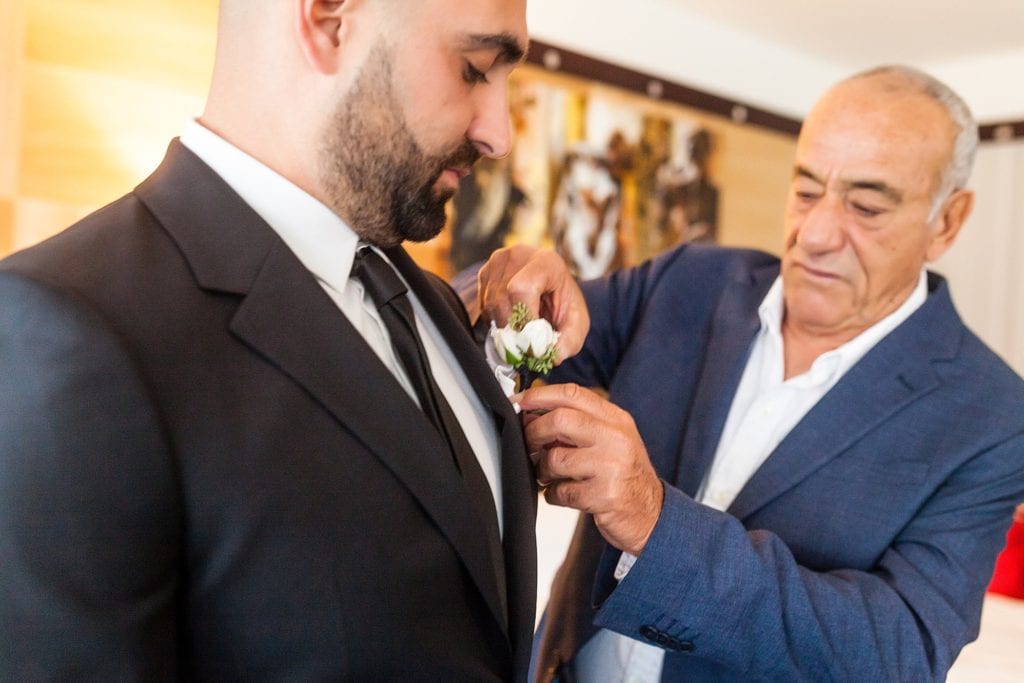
[794,165,903,203]
[462,33,528,65]
[794,166,823,184]
[845,180,903,204]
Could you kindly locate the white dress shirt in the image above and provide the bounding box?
[179,121,504,534]
[574,270,928,682]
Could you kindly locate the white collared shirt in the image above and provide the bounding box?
[179,121,503,534]
[699,270,927,512]
[574,270,928,682]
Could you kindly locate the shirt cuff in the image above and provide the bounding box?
[614,551,639,581]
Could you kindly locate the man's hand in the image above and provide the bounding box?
[477,246,589,363]
[517,383,664,555]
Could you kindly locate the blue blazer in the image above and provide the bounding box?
[535,243,1024,681]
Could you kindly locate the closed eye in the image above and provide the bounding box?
[463,62,489,85]
[851,203,883,218]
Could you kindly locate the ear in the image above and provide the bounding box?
[295,0,349,73]
[925,188,974,262]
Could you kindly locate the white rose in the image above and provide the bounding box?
[494,325,526,366]
[519,318,558,358]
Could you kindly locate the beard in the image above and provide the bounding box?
[319,43,480,248]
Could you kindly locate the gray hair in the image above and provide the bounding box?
[847,65,978,220]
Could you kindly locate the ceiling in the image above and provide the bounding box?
[670,0,1024,68]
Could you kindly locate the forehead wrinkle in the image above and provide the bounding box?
[461,33,527,65]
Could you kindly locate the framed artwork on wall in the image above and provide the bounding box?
[444,67,721,281]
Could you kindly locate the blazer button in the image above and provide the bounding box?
[672,640,695,653]
[639,625,695,653]
[639,625,668,645]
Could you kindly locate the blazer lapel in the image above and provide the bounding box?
[674,264,776,496]
[728,274,960,520]
[135,141,512,639]
[387,247,537,643]
[386,248,517,443]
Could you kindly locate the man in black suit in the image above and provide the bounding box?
[0,1,585,679]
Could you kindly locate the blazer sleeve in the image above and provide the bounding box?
[0,271,180,680]
[549,258,658,390]
[589,433,1024,681]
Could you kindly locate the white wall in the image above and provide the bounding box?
[527,0,1024,122]
[936,141,1024,377]
[928,50,1024,123]
[527,0,843,119]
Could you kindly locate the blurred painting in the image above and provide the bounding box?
[444,67,720,280]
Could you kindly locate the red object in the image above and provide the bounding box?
[988,505,1024,599]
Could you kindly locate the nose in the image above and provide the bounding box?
[792,194,845,254]
[467,82,513,159]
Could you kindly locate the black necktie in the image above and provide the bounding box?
[351,247,507,615]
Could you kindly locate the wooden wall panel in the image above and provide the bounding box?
[1,0,25,255]
[1,0,23,182]
[712,123,792,255]
[0,200,13,255]
[25,0,216,91]
[10,197,95,254]
[19,61,206,206]
[2,0,216,255]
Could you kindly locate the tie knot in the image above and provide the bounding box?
[353,247,407,309]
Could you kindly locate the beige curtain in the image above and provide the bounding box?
[936,140,1024,377]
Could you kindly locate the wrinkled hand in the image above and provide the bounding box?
[517,383,664,555]
[478,246,589,364]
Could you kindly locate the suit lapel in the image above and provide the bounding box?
[386,248,516,437]
[387,247,536,644]
[728,274,960,520]
[135,141,514,640]
[674,265,775,496]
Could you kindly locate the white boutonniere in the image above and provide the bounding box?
[486,303,560,399]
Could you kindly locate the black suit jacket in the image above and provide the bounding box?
[0,141,537,681]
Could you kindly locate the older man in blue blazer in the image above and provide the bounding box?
[482,66,1024,681]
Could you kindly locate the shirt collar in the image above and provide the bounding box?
[179,120,360,293]
[759,270,929,387]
